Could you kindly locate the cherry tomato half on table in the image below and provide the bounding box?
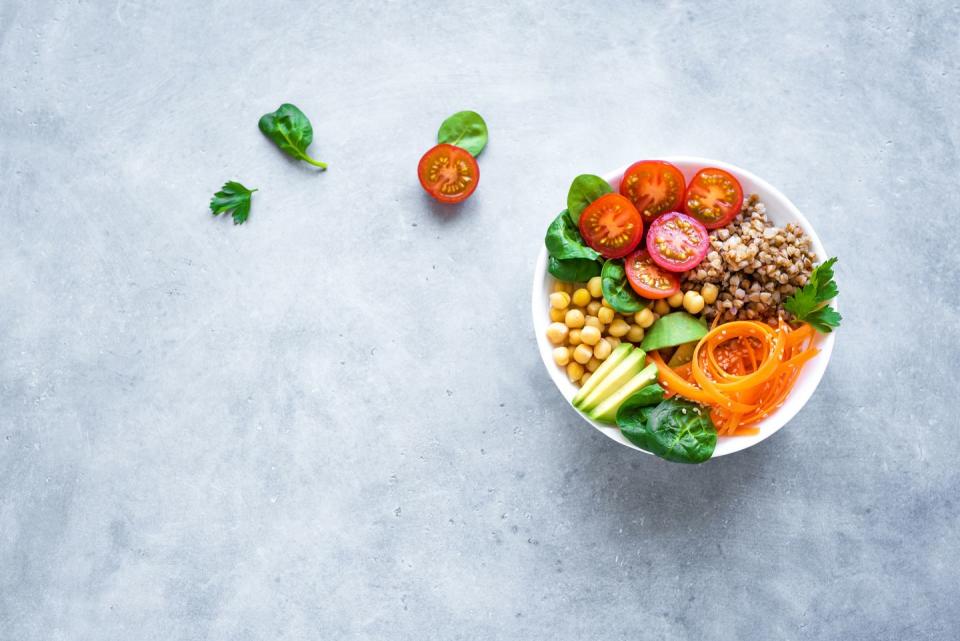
[578,193,643,259]
[646,211,709,272]
[619,160,686,224]
[624,249,680,299]
[417,144,479,203]
[683,167,743,229]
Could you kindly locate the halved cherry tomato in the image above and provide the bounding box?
[646,211,709,272]
[624,249,680,299]
[682,167,743,229]
[417,143,479,203]
[619,160,686,223]
[578,193,644,258]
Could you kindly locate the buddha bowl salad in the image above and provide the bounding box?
[544,161,841,463]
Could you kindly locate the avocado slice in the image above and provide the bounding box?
[587,363,659,424]
[640,312,708,352]
[575,347,647,413]
[572,344,632,408]
[667,341,697,368]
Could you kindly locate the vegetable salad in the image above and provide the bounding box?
[543,161,841,463]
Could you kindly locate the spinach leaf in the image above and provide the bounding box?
[437,111,488,157]
[616,384,665,452]
[619,397,716,464]
[209,181,257,225]
[620,384,666,412]
[601,259,650,314]
[258,103,327,169]
[619,406,657,449]
[548,255,602,282]
[566,174,612,223]
[545,210,600,261]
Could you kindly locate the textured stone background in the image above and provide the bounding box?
[2,1,958,639]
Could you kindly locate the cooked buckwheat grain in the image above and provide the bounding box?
[682,194,815,324]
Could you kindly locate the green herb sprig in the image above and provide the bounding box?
[784,257,842,333]
[210,181,257,225]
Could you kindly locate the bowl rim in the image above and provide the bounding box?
[531,155,837,458]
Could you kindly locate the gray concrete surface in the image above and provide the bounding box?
[2,1,958,639]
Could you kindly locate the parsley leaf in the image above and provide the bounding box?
[804,306,843,333]
[783,257,842,333]
[210,181,257,225]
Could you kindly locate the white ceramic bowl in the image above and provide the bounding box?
[532,156,836,457]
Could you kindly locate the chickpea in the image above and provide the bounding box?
[586,357,601,372]
[608,318,630,337]
[654,299,670,315]
[580,325,601,346]
[598,307,615,324]
[584,315,602,330]
[549,308,566,322]
[568,328,582,346]
[564,308,585,329]
[626,325,645,343]
[572,288,592,307]
[586,301,601,316]
[701,283,719,304]
[552,347,570,366]
[579,371,592,386]
[601,297,612,309]
[667,291,684,307]
[573,344,593,364]
[593,338,612,360]
[683,290,705,314]
[567,361,585,382]
[634,307,655,328]
[549,291,570,309]
[587,276,603,298]
[546,322,568,345]
[553,281,571,293]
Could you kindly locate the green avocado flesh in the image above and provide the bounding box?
[640,312,708,352]
[571,344,631,408]
[667,341,697,367]
[575,347,646,413]
[587,363,659,424]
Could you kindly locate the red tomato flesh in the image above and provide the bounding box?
[578,193,643,259]
[683,167,743,229]
[417,143,479,203]
[619,160,686,223]
[646,211,709,273]
[624,249,680,299]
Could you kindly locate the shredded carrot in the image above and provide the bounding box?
[650,320,821,436]
[649,351,722,406]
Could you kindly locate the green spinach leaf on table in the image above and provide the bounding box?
[566,174,612,223]
[258,103,327,169]
[601,259,650,314]
[437,111,488,157]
